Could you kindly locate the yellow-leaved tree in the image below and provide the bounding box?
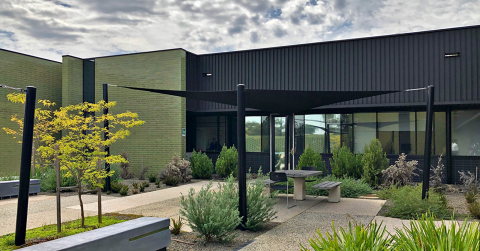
[3,93,144,227]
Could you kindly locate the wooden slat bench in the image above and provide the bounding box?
[312,181,342,203]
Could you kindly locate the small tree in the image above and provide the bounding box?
[52,101,144,227]
[215,146,238,178]
[362,138,389,187]
[190,150,214,179]
[296,145,327,175]
[330,145,363,179]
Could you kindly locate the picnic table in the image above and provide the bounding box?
[276,170,322,200]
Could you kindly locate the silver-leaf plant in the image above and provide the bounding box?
[430,155,445,192]
[459,170,479,193]
[382,153,418,187]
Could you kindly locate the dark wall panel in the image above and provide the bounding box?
[83,59,95,103]
[186,26,480,112]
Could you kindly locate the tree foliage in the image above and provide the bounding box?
[296,145,327,175]
[215,145,238,178]
[361,138,389,187]
[330,145,363,179]
[190,150,214,179]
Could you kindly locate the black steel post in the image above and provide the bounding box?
[270,114,275,172]
[422,86,435,200]
[446,107,453,184]
[284,116,290,170]
[237,84,247,230]
[15,86,36,246]
[103,83,111,192]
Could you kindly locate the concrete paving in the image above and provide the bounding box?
[241,197,386,251]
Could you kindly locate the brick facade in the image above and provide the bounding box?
[0,49,62,174]
[94,50,187,175]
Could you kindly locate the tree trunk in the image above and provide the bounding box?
[78,182,85,228]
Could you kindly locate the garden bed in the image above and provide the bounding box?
[0,213,142,251]
[168,222,280,251]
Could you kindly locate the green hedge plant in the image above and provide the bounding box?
[306,175,373,198]
[244,169,278,231]
[190,150,214,179]
[296,145,327,175]
[330,145,363,179]
[215,146,238,178]
[362,138,389,187]
[180,177,241,243]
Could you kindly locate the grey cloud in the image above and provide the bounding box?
[233,0,271,13]
[306,13,325,25]
[228,15,248,35]
[250,31,259,43]
[273,26,287,37]
[289,5,305,25]
[90,16,148,26]
[334,0,347,10]
[80,0,161,14]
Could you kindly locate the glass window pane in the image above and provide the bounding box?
[341,114,353,151]
[246,116,261,152]
[275,117,286,170]
[353,113,376,153]
[434,112,446,156]
[261,116,270,153]
[196,116,219,152]
[378,112,415,155]
[305,114,326,153]
[327,114,341,153]
[295,115,305,155]
[452,110,480,156]
[219,116,226,149]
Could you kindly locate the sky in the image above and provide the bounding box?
[0,0,479,62]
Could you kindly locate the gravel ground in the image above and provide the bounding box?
[168,222,281,251]
[446,192,470,215]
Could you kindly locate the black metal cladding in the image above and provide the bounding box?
[186,25,480,113]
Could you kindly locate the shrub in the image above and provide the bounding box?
[110,182,122,193]
[109,164,122,183]
[381,184,451,219]
[119,185,129,196]
[160,154,192,183]
[132,181,139,189]
[132,189,139,194]
[300,220,392,251]
[155,178,161,188]
[180,178,241,243]
[37,168,77,192]
[120,151,135,179]
[468,201,480,219]
[330,145,362,179]
[362,138,389,187]
[163,175,179,186]
[392,213,480,250]
[466,190,476,204]
[171,216,183,235]
[244,170,278,231]
[459,170,479,193]
[148,173,157,183]
[430,155,445,192]
[190,150,214,179]
[140,181,147,192]
[296,145,327,176]
[215,146,238,178]
[306,175,373,198]
[381,153,418,187]
[139,166,149,180]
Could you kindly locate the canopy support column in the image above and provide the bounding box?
[237,84,247,230]
[422,86,435,200]
[270,114,275,172]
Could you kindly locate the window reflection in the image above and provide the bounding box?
[452,110,480,156]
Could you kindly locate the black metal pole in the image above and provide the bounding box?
[15,86,36,246]
[237,84,247,230]
[284,116,290,170]
[422,86,435,200]
[103,83,111,192]
[446,108,453,184]
[270,115,275,172]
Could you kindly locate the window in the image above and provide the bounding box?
[353,113,376,153]
[195,116,225,152]
[261,116,270,153]
[341,114,353,152]
[452,110,480,156]
[275,117,286,170]
[246,116,262,152]
[378,112,416,155]
[305,114,326,153]
[416,112,446,155]
[326,114,341,153]
[294,115,305,155]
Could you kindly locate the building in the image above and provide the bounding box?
[1,25,479,183]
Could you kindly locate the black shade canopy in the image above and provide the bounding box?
[119,86,398,114]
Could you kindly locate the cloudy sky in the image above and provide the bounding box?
[0,0,479,62]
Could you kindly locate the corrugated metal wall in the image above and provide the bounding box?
[187,26,480,112]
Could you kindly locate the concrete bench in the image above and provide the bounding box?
[0,179,40,199]
[18,217,171,251]
[312,181,342,203]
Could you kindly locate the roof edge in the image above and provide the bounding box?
[0,48,61,64]
[85,48,193,60]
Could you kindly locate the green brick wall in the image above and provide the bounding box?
[0,49,62,174]
[94,50,186,175]
[62,56,83,106]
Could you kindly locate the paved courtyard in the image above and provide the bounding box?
[0,181,402,250]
